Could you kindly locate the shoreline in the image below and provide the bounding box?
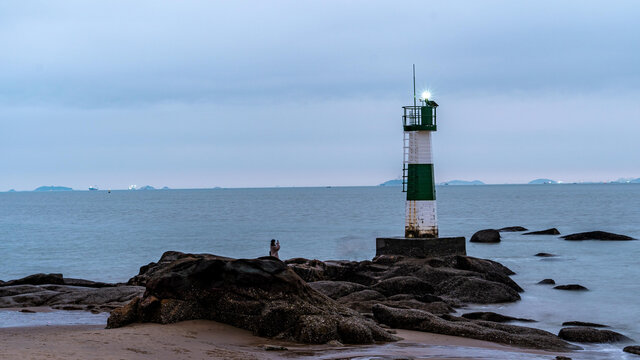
[0,320,568,360]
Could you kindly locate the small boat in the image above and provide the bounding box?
[89,186,99,191]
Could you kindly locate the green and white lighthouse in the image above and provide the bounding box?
[402,92,438,238]
[375,68,465,258]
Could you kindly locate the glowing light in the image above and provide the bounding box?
[420,91,431,100]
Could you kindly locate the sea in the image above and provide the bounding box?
[1,184,639,359]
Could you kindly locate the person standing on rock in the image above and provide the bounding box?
[270,239,280,259]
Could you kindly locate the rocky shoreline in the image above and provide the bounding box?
[2,246,637,356]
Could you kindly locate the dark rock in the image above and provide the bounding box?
[498,226,528,232]
[554,284,588,291]
[372,304,579,351]
[538,279,556,285]
[337,289,385,304]
[437,277,521,304]
[470,229,500,243]
[558,327,632,343]
[308,281,366,300]
[0,274,143,312]
[462,312,536,323]
[556,357,572,360]
[624,346,640,355]
[535,253,556,257]
[263,345,288,351]
[0,273,64,287]
[562,321,608,328]
[371,276,434,297]
[108,253,395,345]
[20,309,36,313]
[523,228,560,235]
[561,231,635,241]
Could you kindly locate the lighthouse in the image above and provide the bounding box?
[375,69,466,258]
[403,93,438,238]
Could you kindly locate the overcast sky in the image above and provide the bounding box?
[1,1,639,190]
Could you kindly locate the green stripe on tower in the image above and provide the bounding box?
[406,164,436,201]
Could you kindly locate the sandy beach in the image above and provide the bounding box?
[0,319,567,360]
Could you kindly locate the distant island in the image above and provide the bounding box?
[138,185,156,191]
[34,186,73,192]
[528,179,558,185]
[439,180,485,186]
[379,179,402,187]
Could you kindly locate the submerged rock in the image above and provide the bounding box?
[554,284,588,291]
[561,231,635,241]
[498,226,528,232]
[624,346,640,355]
[535,253,556,257]
[108,253,395,345]
[523,228,560,235]
[470,229,501,243]
[373,304,579,351]
[558,327,632,343]
[461,312,535,323]
[538,279,556,285]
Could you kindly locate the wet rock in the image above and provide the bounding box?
[108,253,395,345]
[558,327,632,343]
[437,276,521,304]
[538,279,556,285]
[498,226,528,232]
[470,229,500,243]
[462,312,536,323]
[554,284,588,291]
[561,231,635,241]
[556,357,572,360]
[535,253,556,257]
[523,228,560,235]
[309,281,366,300]
[562,321,608,328]
[19,309,36,313]
[624,346,640,355]
[372,304,579,351]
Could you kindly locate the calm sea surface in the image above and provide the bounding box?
[1,184,639,358]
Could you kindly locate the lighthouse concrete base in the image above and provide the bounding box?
[375,237,466,258]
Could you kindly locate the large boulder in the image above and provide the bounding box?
[372,304,579,351]
[558,327,632,343]
[108,252,395,345]
[470,229,501,243]
[437,276,521,304]
[561,231,635,241]
[523,228,560,235]
[562,321,607,328]
[371,276,434,297]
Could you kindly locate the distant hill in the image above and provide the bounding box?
[440,180,485,186]
[528,179,557,185]
[379,179,403,187]
[34,186,73,192]
[614,177,640,184]
[161,186,170,190]
[8,189,16,192]
[138,185,156,190]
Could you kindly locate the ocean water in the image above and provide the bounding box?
[0,184,639,358]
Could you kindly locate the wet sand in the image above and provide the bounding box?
[0,319,570,360]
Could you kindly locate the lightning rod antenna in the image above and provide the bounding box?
[413,64,416,108]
